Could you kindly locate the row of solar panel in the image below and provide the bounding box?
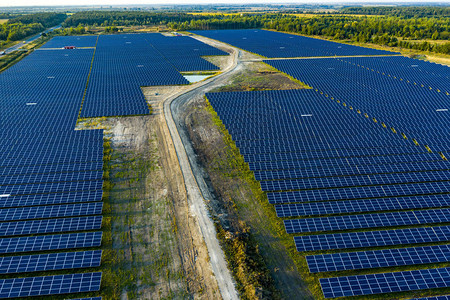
[320,267,450,298]
[284,208,450,233]
[191,29,397,58]
[199,28,450,299]
[265,58,450,153]
[205,85,450,299]
[275,194,450,217]
[79,33,227,118]
[0,35,105,299]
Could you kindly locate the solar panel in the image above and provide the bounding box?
[191,29,397,57]
[306,244,450,273]
[320,267,450,298]
[0,190,103,208]
[0,250,102,274]
[0,215,103,236]
[284,208,450,233]
[0,161,103,177]
[0,231,102,254]
[0,170,103,186]
[407,296,450,300]
[267,181,450,204]
[259,170,450,192]
[0,179,103,196]
[294,225,450,251]
[275,194,450,217]
[0,202,103,221]
[0,272,102,298]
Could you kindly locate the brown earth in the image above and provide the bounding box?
[210,61,307,92]
[76,86,221,299]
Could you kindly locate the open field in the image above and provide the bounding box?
[0,19,8,23]
[210,61,307,92]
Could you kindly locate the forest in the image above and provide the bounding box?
[64,11,208,27]
[340,6,450,17]
[0,13,66,47]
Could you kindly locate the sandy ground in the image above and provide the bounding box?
[77,88,221,299]
[183,96,314,300]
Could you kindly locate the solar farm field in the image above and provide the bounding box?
[191,29,399,58]
[200,28,450,300]
[0,47,104,299]
[0,32,227,299]
[81,33,227,118]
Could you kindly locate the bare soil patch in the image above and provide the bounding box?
[211,61,307,92]
[76,95,220,299]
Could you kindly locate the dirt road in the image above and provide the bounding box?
[162,36,241,300]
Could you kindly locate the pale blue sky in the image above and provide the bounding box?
[1,0,448,7]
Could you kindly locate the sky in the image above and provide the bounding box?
[0,0,448,7]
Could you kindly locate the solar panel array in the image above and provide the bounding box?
[306,244,450,273]
[0,38,105,298]
[205,34,450,298]
[0,32,227,299]
[81,33,227,117]
[0,272,102,298]
[320,267,450,298]
[39,35,98,48]
[191,29,397,57]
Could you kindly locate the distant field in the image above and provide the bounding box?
[287,13,380,17]
[189,12,249,16]
[0,19,8,24]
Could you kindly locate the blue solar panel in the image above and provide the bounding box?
[191,29,397,57]
[284,208,450,233]
[407,296,450,300]
[0,161,103,177]
[0,231,102,254]
[259,170,450,192]
[320,267,450,298]
[40,35,98,48]
[0,170,103,186]
[0,179,103,196]
[0,215,102,236]
[0,272,102,298]
[267,181,450,204]
[294,225,450,251]
[306,244,450,273]
[275,194,450,217]
[0,190,103,208]
[0,202,103,221]
[0,250,102,274]
[264,57,450,153]
[80,33,226,118]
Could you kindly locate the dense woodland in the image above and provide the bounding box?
[340,6,450,18]
[0,13,66,47]
[64,11,208,27]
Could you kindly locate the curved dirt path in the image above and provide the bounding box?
[162,38,240,300]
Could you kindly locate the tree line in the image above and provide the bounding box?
[340,6,450,18]
[64,11,208,27]
[0,13,66,47]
